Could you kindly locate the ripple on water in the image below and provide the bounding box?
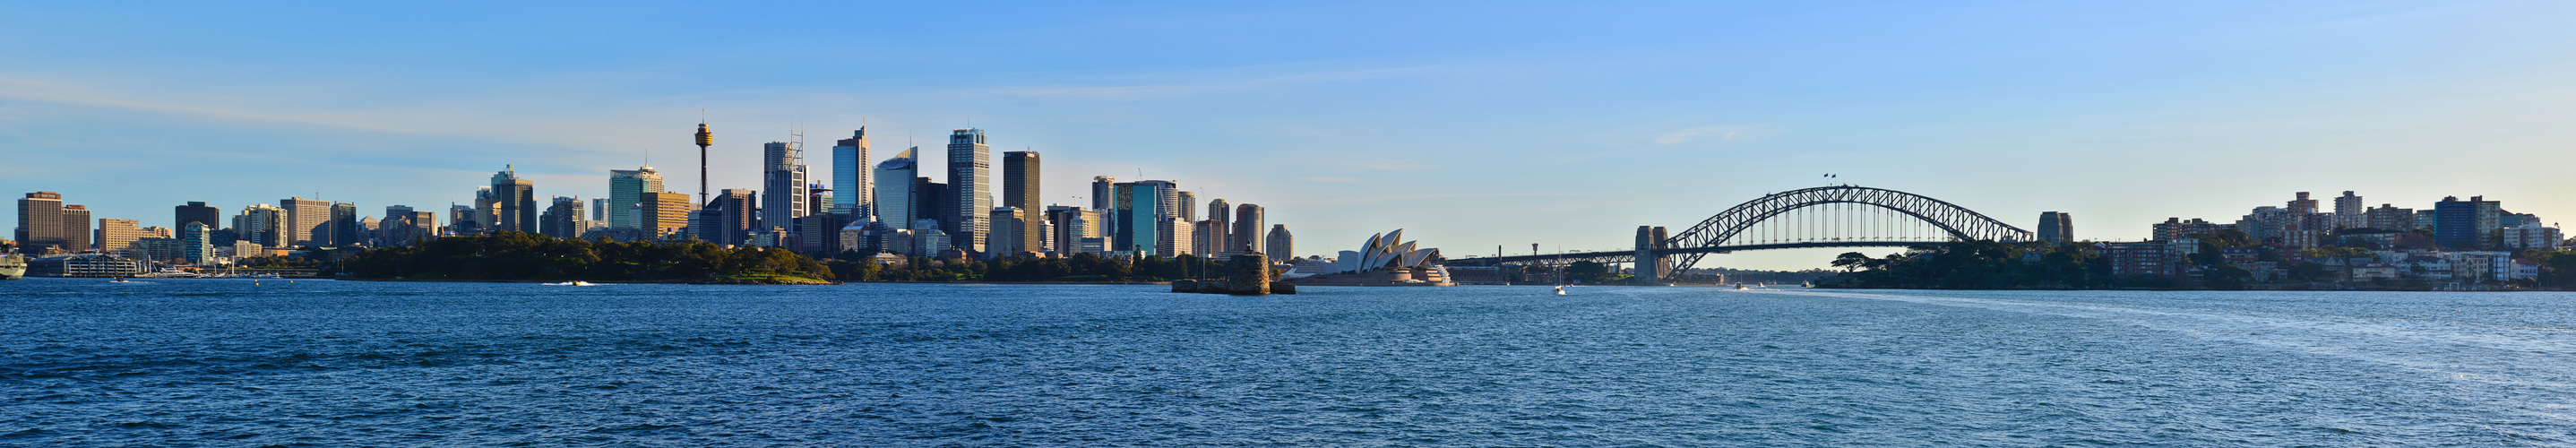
[3,281,2575,445]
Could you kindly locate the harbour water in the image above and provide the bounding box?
[5,279,2575,446]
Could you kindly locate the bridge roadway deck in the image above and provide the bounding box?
[1444,240,1951,266]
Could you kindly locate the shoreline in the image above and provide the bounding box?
[340,278,1172,286]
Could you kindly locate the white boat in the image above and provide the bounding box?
[1553,285,1566,296]
[0,253,23,280]
[544,280,594,286]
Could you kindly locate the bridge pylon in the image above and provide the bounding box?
[1634,226,1671,283]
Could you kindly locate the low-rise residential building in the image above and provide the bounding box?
[2100,241,2175,276]
[2150,218,2227,241]
[2221,247,2260,264]
[2503,223,2563,250]
[2442,251,2513,283]
[2352,263,2400,280]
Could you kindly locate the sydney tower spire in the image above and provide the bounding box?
[694,120,712,204]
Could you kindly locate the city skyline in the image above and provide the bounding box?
[5,2,2575,269]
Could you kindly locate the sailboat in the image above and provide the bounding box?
[1553,285,1566,296]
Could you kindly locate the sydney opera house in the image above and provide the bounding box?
[1293,229,1454,287]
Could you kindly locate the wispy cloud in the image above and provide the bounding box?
[1286,192,1615,207]
[986,66,1434,99]
[1653,125,1779,145]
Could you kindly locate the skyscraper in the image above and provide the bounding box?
[2037,211,2072,244]
[383,205,434,246]
[1111,181,1179,255]
[1193,220,1226,255]
[61,205,90,253]
[832,129,872,221]
[608,167,663,229]
[1266,224,1293,259]
[541,196,586,238]
[491,166,537,234]
[448,204,478,236]
[180,222,212,265]
[99,219,147,255]
[1047,206,1102,256]
[1090,177,1114,211]
[643,192,692,240]
[1206,199,1230,254]
[176,202,220,234]
[698,189,757,246]
[1231,203,1264,254]
[948,129,992,253]
[1159,216,1192,256]
[467,186,497,236]
[331,202,358,246]
[989,207,1025,256]
[1176,191,1197,222]
[761,141,809,238]
[1004,151,1042,254]
[280,197,331,247]
[235,204,284,247]
[874,147,918,228]
[15,192,65,254]
[801,201,845,256]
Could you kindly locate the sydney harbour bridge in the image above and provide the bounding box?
[1443,185,2035,283]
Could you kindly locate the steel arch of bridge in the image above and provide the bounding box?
[1654,185,2033,280]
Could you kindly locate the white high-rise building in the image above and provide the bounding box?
[874,147,918,228]
[2333,191,2365,229]
[761,142,808,234]
[831,128,872,221]
[1160,216,1192,256]
[607,167,662,229]
[948,128,991,253]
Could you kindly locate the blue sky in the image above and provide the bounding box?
[5,1,2573,269]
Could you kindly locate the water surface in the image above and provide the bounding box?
[4,280,2574,446]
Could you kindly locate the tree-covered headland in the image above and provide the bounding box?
[344,231,1269,284]
[344,232,833,284]
[1821,228,2576,290]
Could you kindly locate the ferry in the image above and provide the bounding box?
[0,241,22,280]
[0,253,22,280]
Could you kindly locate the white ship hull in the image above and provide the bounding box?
[0,254,25,280]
